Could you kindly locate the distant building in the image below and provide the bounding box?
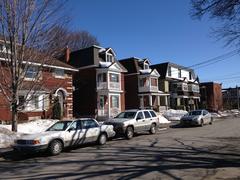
[222,87,240,110]
[151,62,200,111]
[200,82,223,112]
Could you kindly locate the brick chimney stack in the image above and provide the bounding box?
[65,46,70,63]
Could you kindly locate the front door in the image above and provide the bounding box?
[99,95,105,116]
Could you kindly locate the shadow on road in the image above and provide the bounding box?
[0,136,240,179]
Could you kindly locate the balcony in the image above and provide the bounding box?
[139,85,158,92]
[188,84,200,93]
[109,82,121,90]
[97,82,107,90]
[97,81,121,91]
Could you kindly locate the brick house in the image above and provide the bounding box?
[151,62,200,111]
[64,45,127,120]
[119,57,169,112]
[0,43,77,123]
[200,82,223,112]
[222,86,240,110]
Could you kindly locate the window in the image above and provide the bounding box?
[116,111,137,118]
[47,121,73,131]
[25,66,38,79]
[178,69,181,78]
[149,110,157,117]
[109,73,119,82]
[144,63,149,69]
[151,78,157,86]
[28,95,39,109]
[140,77,149,87]
[106,54,113,62]
[189,72,192,80]
[82,120,98,129]
[144,111,151,118]
[111,95,119,108]
[167,66,171,77]
[54,69,65,78]
[136,112,144,119]
[69,121,82,130]
[98,73,107,82]
[18,96,25,108]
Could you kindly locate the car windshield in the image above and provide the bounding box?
[46,121,73,131]
[115,111,137,119]
[188,111,202,116]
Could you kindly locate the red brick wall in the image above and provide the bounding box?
[0,67,74,122]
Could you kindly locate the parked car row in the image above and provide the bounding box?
[13,109,160,156]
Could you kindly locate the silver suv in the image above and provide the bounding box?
[105,109,159,139]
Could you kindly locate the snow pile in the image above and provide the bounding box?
[163,109,188,121]
[0,119,58,134]
[211,113,222,118]
[0,119,58,149]
[158,115,171,124]
[0,127,20,148]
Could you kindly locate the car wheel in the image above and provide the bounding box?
[125,126,134,139]
[149,123,156,134]
[200,119,204,127]
[98,133,107,145]
[48,140,63,156]
[210,118,213,125]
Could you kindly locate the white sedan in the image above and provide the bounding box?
[13,118,115,155]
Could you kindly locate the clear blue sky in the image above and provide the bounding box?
[67,0,240,88]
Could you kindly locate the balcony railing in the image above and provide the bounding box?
[139,85,158,92]
[97,81,121,90]
[109,82,120,90]
[97,82,107,90]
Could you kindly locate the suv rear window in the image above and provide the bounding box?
[149,110,157,117]
[143,111,151,118]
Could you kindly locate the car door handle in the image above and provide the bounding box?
[142,120,145,122]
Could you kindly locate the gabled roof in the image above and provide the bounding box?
[151,62,195,79]
[0,43,78,72]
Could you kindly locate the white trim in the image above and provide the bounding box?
[54,88,68,97]
[0,57,78,72]
[78,64,98,70]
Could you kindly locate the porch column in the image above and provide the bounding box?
[149,95,152,108]
[140,95,143,108]
[164,96,167,110]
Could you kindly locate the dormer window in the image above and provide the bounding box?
[106,54,113,62]
[144,63,149,69]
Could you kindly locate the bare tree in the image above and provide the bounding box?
[0,0,68,131]
[44,26,100,57]
[191,0,240,47]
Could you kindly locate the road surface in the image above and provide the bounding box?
[0,117,240,180]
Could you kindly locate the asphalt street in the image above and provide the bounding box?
[0,117,240,180]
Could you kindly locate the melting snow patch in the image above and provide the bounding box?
[163,109,188,121]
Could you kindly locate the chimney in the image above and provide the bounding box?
[65,46,70,63]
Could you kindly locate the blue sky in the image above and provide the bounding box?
[67,0,240,88]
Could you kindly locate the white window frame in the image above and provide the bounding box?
[54,68,65,79]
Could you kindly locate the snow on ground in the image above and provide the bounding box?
[158,115,171,124]
[162,109,188,121]
[0,119,58,149]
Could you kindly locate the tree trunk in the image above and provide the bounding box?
[11,101,18,132]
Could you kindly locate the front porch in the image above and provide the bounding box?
[97,92,122,120]
[139,93,169,112]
